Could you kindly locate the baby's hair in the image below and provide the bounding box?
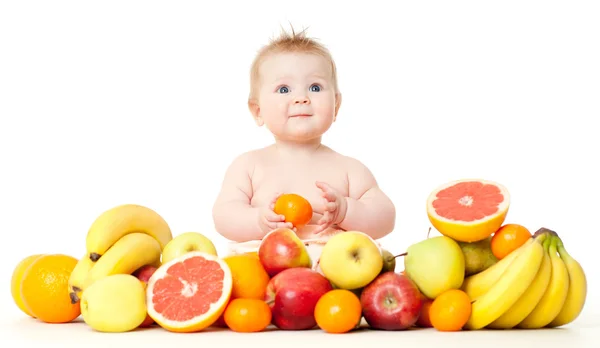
[248,25,339,101]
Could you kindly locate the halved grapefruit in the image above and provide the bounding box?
[146,251,232,332]
[426,179,510,243]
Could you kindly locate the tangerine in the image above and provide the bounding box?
[274,193,313,228]
[491,223,531,259]
[20,254,81,323]
[314,289,362,334]
[223,298,272,333]
[429,289,472,332]
[223,254,270,300]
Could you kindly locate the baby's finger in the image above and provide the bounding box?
[317,213,331,226]
[324,202,337,212]
[321,191,336,202]
[265,211,285,222]
[269,192,281,207]
[315,181,331,192]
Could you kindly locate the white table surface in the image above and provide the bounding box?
[2,310,598,348]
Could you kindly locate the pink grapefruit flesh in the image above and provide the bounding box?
[426,179,510,242]
[146,251,232,332]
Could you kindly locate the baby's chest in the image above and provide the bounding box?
[250,163,348,208]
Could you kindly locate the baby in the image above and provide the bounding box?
[212,28,396,266]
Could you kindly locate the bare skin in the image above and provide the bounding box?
[212,51,396,245]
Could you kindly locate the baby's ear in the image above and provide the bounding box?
[334,93,342,120]
[248,99,263,126]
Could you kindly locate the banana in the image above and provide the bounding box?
[517,236,569,329]
[487,236,552,329]
[68,254,96,304]
[461,238,535,300]
[462,235,545,330]
[546,237,587,328]
[81,232,162,291]
[85,204,173,261]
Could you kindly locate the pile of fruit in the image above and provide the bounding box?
[10,178,587,334]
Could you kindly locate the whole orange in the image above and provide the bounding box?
[20,254,81,323]
[11,254,45,317]
[491,223,531,260]
[429,289,472,332]
[224,298,272,333]
[274,193,313,228]
[314,289,362,334]
[223,254,270,300]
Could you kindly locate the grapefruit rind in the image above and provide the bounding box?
[146,251,232,333]
[426,179,510,243]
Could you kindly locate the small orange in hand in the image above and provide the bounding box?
[491,223,531,260]
[314,289,362,334]
[223,298,272,333]
[274,193,313,228]
[429,289,471,332]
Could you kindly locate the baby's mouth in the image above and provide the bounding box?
[289,113,312,118]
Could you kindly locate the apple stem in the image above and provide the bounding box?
[393,252,407,258]
[427,227,431,239]
[265,299,275,305]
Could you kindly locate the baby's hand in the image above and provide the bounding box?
[314,181,348,234]
[257,192,294,234]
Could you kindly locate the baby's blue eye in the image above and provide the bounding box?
[278,86,289,93]
[310,84,321,92]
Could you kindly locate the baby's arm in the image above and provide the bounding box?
[211,153,264,242]
[338,158,396,239]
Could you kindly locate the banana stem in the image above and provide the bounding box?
[533,227,558,239]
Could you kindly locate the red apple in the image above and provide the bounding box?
[258,227,312,277]
[360,271,423,330]
[416,293,433,328]
[265,267,333,330]
[134,265,158,282]
[134,265,158,328]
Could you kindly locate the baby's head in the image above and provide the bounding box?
[248,27,342,143]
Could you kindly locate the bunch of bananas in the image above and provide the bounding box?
[67,204,173,304]
[460,227,587,330]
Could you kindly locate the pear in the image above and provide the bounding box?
[80,274,147,332]
[457,237,498,276]
[381,249,397,273]
[403,236,465,299]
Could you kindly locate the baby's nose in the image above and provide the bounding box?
[293,95,310,104]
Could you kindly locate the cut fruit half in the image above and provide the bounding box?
[426,179,510,242]
[146,251,232,332]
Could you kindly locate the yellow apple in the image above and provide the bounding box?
[161,232,218,264]
[319,231,383,290]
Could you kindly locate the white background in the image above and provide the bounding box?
[1,0,599,345]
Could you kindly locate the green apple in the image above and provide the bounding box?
[81,274,147,332]
[319,231,383,290]
[403,235,465,299]
[161,232,217,264]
